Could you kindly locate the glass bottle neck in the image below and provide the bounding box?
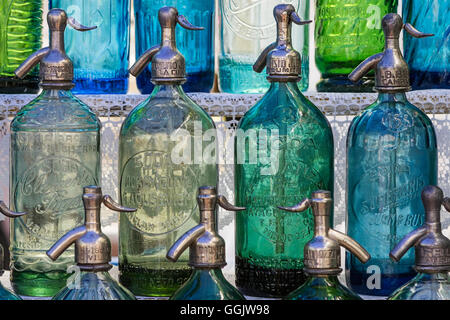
[305,275,342,286]
[415,272,450,282]
[151,84,186,98]
[191,268,227,281]
[267,81,302,93]
[39,89,75,99]
[376,92,408,103]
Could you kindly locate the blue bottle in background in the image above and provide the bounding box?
[134,0,214,93]
[50,0,131,94]
[403,0,449,90]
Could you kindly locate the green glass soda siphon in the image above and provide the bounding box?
[46,186,136,300]
[234,4,334,298]
[9,9,101,297]
[167,186,245,300]
[279,190,370,300]
[119,7,218,297]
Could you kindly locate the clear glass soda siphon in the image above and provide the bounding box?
[345,13,438,296]
[46,187,136,300]
[119,7,218,297]
[49,0,131,94]
[167,186,245,300]
[9,9,101,297]
[279,191,370,300]
[234,4,334,298]
[388,185,450,300]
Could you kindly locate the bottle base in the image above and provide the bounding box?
[119,265,192,297]
[0,76,40,94]
[235,256,307,298]
[137,70,214,94]
[317,75,375,92]
[72,78,129,94]
[11,270,69,297]
[410,70,449,90]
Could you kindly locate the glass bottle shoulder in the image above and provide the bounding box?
[285,276,362,300]
[388,273,450,300]
[11,90,101,132]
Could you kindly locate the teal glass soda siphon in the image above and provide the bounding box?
[219,0,310,93]
[0,0,42,93]
[279,191,370,300]
[9,9,101,297]
[134,0,214,93]
[403,0,449,89]
[388,186,450,300]
[46,187,136,300]
[346,13,437,296]
[49,0,131,94]
[119,7,218,297]
[167,186,245,300]
[234,4,334,298]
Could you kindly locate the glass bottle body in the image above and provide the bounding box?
[10,89,101,297]
[52,270,136,300]
[315,0,397,92]
[388,272,450,300]
[118,84,218,297]
[0,0,42,93]
[134,0,214,93]
[50,0,131,94]
[345,93,437,296]
[285,275,361,300]
[403,0,449,90]
[170,268,245,300]
[219,0,309,93]
[235,82,334,297]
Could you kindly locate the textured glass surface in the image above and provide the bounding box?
[219,0,309,93]
[10,89,101,297]
[119,85,217,297]
[403,0,449,90]
[315,0,397,92]
[50,0,130,94]
[0,283,21,300]
[388,273,450,300]
[134,0,214,93]
[345,93,437,296]
[235,82,334,297]
[0,0,42,93]
[285,276,362,300]
[170,268,244,300]
[53,271,136,300]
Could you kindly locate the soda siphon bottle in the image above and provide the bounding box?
[119,7,218,297]
[46,186,136,300]
[345,13,437,296]
[388,185,450,300]
[167,186,245,300]
[10,9,101,297]
[219,0,310,93]
[279,190,370,300]
[49,0,131,94]
[0,0,42,93]
[134,0,214,93]
[403,0,449,90]
[235,4,334,298]
[315,0,397,92]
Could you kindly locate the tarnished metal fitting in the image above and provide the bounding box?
[390,185,450,274]
[14,8,95,90]
[278,190,370,276]
[46,186,135,272]
[167,186,245,269]
[253,4,311,82]
[349,13,433,93]
[129,6,203,85]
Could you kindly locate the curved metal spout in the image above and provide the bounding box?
[166,224,206,262]
[348,53,384,82]
[129,45,160,77]
[46,226,87,261]
[217,195,245,211]
[67,17,97,32]
[389,226,427,262]
[0,201,26,218]
[103,195,136,212]
[253,42,277,73]
[404,23,434,38]
[328,229,371,263]
[14,47,49,79]
[177,15,203,30]
[277,198,311,212]
[290,11,312,25]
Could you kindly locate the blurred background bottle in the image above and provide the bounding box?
[133,0,215,93]
[403,0,449,90]
[0,0,42,93]
[50,0,131,94]
[219,0,309,93]
[315,0,397,92]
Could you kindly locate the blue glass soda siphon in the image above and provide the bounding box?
[345,13,438,296]
[50,0,131,94]
[134,0,214,93]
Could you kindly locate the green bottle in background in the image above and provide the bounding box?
[315,0,397,91]
[0,0,42,93]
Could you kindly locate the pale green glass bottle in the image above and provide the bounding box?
[9,9,101,297]
[119,7,217,297]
